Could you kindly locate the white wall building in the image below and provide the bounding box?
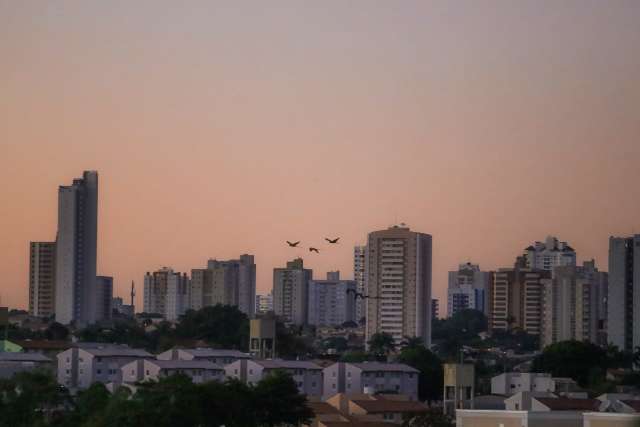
[523,236,576,271]
[273,258,312,325]
[156,348,250,366]
[55,171,99,326]
[447,262,492,317]
[225,359,323,397]
[143,267,189,321]
[255,293,273,314]
[307,272,357,326]
[122,359,224,384]
[491,372,577,396]
[365,225,432,346]
[608,235,640,352]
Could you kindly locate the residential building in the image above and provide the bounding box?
[447,262,493,317]
[255,292,274,314]
[273,258,312,325]
[365,225,432,347]
[0,352,53,379]
[354,245,367,322]
[490,259,551,335]
[316,393,428,425]
[29,242,56,318]
[432,299,439,320]
[584,413,640,427]
[156,348,250,366]
[608,235,640,352]
[143,267,189,321]
[523,236,577,271]
[122,359,224,384]
[542,261,608,347]
[57,343,152,390]
[190,255,256,317]
[456,409,583,427]
[491,373,578,396]
[112,297,134,317]
[55,171,99,326]
[95,276,113,322]
[225,359,323,397]
[322,362,419,401]
[249,316,276,359]
[443,363,475,416]
[308,272,357,326]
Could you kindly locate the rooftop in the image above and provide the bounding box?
[535,397,600,411]
[182,348,250,358]
[351,399,428,414]
[83,347,152,358]
[255,359,322,370]
[0,352,51,362]
[149,359,223,370]
[349,362,419,373]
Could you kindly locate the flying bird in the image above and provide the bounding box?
[309,247,320,253]
[287,241,300,247]
[325,237,340,244]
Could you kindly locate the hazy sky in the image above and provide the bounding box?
[1,1,639,313]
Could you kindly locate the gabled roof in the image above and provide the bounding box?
[307,401,342,415]
[181,348,251,358]
[351,399,428,413]
[83,347,152,358]
[0,352,51,362]
[535,397,600,411]
[621,400,640,412]
[349,362,419,373]
[149,359,223,370]
[254,359,322,370]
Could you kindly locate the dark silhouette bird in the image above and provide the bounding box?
[287,241,300,247]
[309,247,320,253]
[325,237,340,244]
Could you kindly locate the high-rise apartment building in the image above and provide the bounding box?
[273,258,312,325]
[447,262,492,317]
[307,271,357,326]
[541,261,608,347]
[432,299,439,320]
[491,259,551,336]
[523,236,576,271]
[255,293,274,314]
[55,171,99,326]
[190,255,256,317]
[354,246,367,322]
[608,235,640,351]
[29,242,56,318]
[365,225,432,347]
[143,267,189,321]
[95,276,113,322]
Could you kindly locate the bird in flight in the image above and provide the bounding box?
[287,241,300,247]
[309,247,320,253]
[325,237,340,244]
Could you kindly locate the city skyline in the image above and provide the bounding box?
[2,1,640,311]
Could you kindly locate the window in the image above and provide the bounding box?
[311,382,316,387]
[249,369,253,374]
[332,383,336,389]
[97,369,102,374]
[347,372,351,378]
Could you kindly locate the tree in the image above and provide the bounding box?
[45,322,70,341]
[532,340,609,387]
[401,336,425,350]
[175,305,249,350]
[397,346,444,404]
[368,332,396,357]
[402,410,453,427]
[253,370,313,427]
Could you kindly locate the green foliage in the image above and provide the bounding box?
[402,410,453,427]
[175,306,249,350]
[432,310,487,342]
[320,336,348,353]
[396,345,444,403]
[340,350,375,363]
[532,340,610,387]
[368,332,396,357]
[275,322,314,359]
[253,370,314,427]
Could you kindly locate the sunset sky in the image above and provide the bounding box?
[1,1,639,313]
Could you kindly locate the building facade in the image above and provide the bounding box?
[307,272,357,326]
[255,293,274,314]
[608,235,640,351]
[143,267,189,321]
[29,242,56,318]
[122,359,225,384]
[447,262,492,317]
[273,258,312,325]
[95,276,113,322]
[55,171,99,326]
[523,236,576,271]
[354,245,367,322]
[225,359,323,397]
[365,225,432,346]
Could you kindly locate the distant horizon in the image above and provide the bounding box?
[2,1,639,313]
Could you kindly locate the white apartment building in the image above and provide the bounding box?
[365,225,432,346]
[523,236,576,271]
[273,258,312,325]
[225,359,323,397]
[608,235,640,352]
[307,272,357,326]
[354,245,367,322]
[57,343,152,390]
[447,262,492,317]
[255,293,274,314]
[156,348,251,366]
[322,362,419,401]
[122,359,225,384]
[491,372,578,396]
[143,267,189,321]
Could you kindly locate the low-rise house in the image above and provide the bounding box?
[456,409,583,427]
[323,362,419,401]
[491,372,579,396]
[323,393,428,425]
[505,391,557,411]
[14,340,72,360]
[225,359,323,397]
[0,352,52,378]
[157,348,250,366]
[57,343,152,390]
[122,359,224,384]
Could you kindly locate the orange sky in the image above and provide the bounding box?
[1,1,639,313]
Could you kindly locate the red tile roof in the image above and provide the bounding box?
[351,399,428,414]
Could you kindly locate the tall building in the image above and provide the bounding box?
[353,245,367,322]
[432,299,439,320]
[273,258,312,325]
[95,276,113,322]
[608,235,640,351]
[255,293,274,314]
[307,271,357,326]
[541,261,608,347]
[29,242,56,318]
[490,259,551,336]
[190,255,256,317]
[55,171,99,326]
[523,236,576,271]
[143,267,189,321]
[447,262,492,317]
[365,225,432,347]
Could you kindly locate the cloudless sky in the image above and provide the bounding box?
[1,1,639,313]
